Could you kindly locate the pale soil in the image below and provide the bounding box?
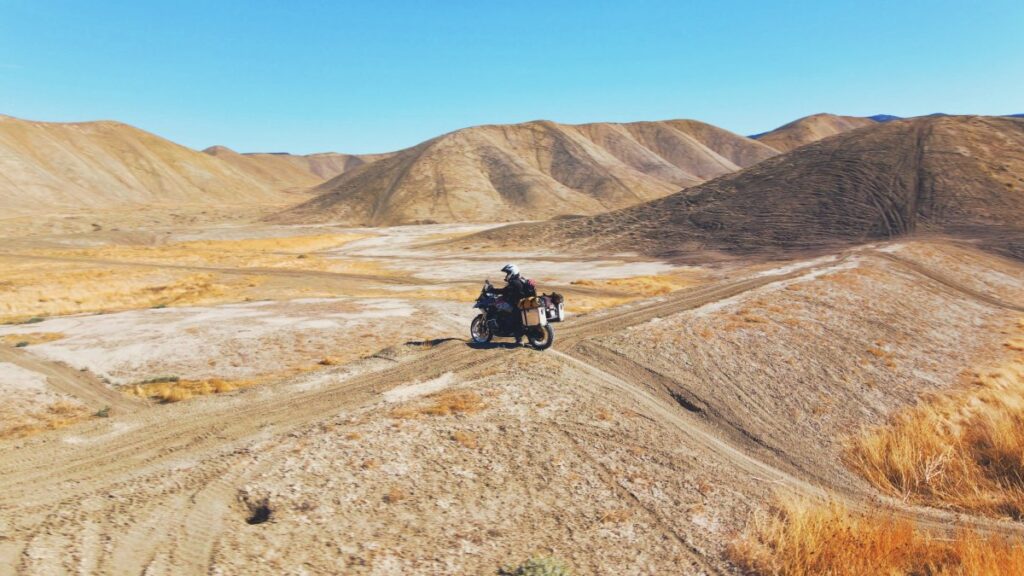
[1,224,1022,575]
[0,297,467,385]
[0,362,87,437]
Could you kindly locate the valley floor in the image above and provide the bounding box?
[1,219,1023,574]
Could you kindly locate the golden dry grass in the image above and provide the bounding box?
[128,377,257,403]
[847,319,1024,519]
[0,400,89,439]
[0,332,64,346]
[0,256,240,322]
[730,498,1024,576]
[383,486,407,503]
[598,508,633,524]
[571,273,699,297]
[389,390,485,419]
[451,430,478,449]
[38,233,366,268]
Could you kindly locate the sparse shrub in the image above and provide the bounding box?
[499,556,572,576]
[95,406,110,418]
[139,375,180,384]
[452,430,478,448]
[384,486,406,503]
[598,508,632,524]
[14,341,28,347]
[389,390,485,419]
[22,317,45,324]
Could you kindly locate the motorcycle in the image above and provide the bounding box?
[469,280,563,350]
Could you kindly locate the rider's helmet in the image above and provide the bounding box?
[501,264,520,282]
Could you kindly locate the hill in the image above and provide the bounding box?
[753,113,876,151]
[271,119,778,226]
[202,146,393,191]
[0,115,298,215]
[471,116,1024,260]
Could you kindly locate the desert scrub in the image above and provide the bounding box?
[389,390,484,419]
[847,341,1024,518]
[129,377,256,403]
[499,556,572,576]
[730,497,1024,576]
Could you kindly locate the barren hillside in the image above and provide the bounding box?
[474,116,1024,260]
[272,119,778,225]
[202,146,393,191]
[0,115,310,215]
[754,113,876,151]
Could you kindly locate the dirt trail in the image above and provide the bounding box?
[875,251,1024,312]
[0,346,144,413]
[2,249,1023,573]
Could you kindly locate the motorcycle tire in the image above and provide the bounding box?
[470,314,493,344]
[527,325,554,350]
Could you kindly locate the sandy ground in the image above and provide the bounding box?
[1,223,1023,574]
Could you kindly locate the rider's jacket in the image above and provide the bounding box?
[494,275,528,304]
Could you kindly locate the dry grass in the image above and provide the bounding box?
[451,430,478,449]
[0,400,89,439]
[847,320,1024,519]
[571,274,698,297]
[598,508,633,524]
[383,486,407,504]
[389,390,485,419]
[128,377,257,403]
[38,233,365,269]
[730,497,1024,576]
[0,332,64,346]
[0,256,239,322]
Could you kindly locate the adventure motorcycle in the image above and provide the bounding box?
[469,280,563,350]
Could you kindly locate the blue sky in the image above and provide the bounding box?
[1,1,1021,154]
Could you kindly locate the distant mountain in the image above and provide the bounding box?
[272,119,778,226]
[202,146,393,192]
[1008,114,1024,118]
[477,116,1024,260]
[868,114,901,123]
[752,113,876,152]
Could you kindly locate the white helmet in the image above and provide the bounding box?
[500,264,520,282]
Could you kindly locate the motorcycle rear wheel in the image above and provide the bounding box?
[470,314,493,344]
[527,325,554,350]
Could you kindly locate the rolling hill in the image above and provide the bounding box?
[471,116,1024,260]
[271,119,779,226]
[753,113,877,151]
[0,115,299,215]
[201,146,393,191]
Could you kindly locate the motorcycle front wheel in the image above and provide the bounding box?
[470,314,493,344]
[527,325,554,350]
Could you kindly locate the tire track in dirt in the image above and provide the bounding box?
[554,345,1024,540]
[0,346,145,413]
[4,249,1022,574]
[873,250,1024,312]
[0,343,504,505]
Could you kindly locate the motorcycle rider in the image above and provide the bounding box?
[493,264,528,345]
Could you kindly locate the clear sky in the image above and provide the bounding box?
[2,1,1021,154]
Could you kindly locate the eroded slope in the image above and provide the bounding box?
[475,116,1024,260]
